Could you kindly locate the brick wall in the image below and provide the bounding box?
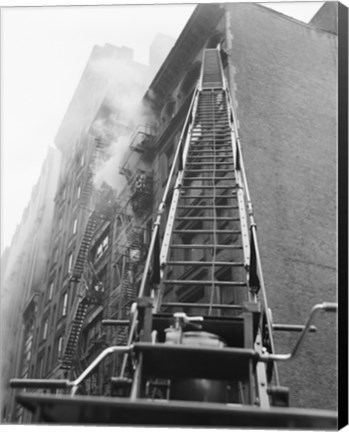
[226,3,337,409]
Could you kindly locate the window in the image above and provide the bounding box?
[58,213,63,231]
[52,247,58,265]
[46,346,51,375]
[95,235,109,261]
[80,153,85,167]
[67,253,73,273]
[36,352,45,378]
[62,292,68,316]
[72,218,78,235]
[160,153,167,186]
[77,186,81,199]
[83,315,102,351]
[116,216,123,236]
[93,265,108,292]
[48,282,54,301]
[42,319,48,340]
[51,305,56,332]
[166,145,175,175]
[143,220,152,247]
[114,255,125,288]
[57,336,64,359]
[23,326,33,366]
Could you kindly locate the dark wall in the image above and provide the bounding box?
[310,2,338,34]
[226,3,337,409]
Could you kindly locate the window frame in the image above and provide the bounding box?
[62,292,68,317]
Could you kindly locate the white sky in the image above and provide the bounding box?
[0,1,334,253]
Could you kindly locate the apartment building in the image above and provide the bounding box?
[2,147,61,422]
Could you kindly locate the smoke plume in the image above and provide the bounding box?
[89,56,157,192]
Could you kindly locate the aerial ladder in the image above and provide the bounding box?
[10,49,337,429]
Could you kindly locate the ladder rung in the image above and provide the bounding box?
[184,169,235,174]
[193,129,229,133]
[163,280,247,287]
[173,229,241,235]
[183,177,236,181]
[167,261,244,267]
[191,134,231,138]
[187,160,234,166]
[202,84,224,89]
[193,122,229,126]
[193,116,228,119]
[175,216,240,221]
[170,244,242,249]
[178,205,238,209]
[161,302,243,310]
[196,110,227,113]
[187,153,233,157]
[181,185,236,190]
[179,194,237,199]
[187,153,232,158]
[189,140,231,143]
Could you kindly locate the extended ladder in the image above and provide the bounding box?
[116,48,272,407]
[158,50,249,318]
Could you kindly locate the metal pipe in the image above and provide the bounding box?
[11,346,132,394]
[10,379,70,389]
[272,324,317,333]
[71,345,132,395]
[260,303,337,362]
[102,319,130,326]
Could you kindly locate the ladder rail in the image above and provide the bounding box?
[226,89,280,386]
[159,90,201,275]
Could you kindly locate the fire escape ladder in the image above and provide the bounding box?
[61,271,104,371]
[61,295,89,370]
[70,211,100,283]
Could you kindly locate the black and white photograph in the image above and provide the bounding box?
[1,0,346,428]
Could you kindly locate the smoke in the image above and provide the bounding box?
[89,56,157,192]
[93,136,129,190]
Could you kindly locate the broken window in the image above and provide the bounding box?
[94,232,109,261]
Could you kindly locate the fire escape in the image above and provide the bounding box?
[107,220,149,355]
[11,49,337,429]
[60,139,114,371]
[101,125,155,358]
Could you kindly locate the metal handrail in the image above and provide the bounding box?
[10,345,132,395]
[225,88,280,385]
[260,303,337,362]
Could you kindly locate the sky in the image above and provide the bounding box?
[0,1,331,254]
